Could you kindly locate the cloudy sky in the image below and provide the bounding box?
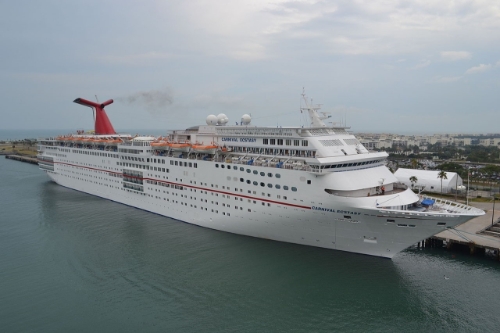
[1,0,499,134]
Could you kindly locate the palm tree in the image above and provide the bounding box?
[411,159,418,169]
[437,170,448,193]
[409,176,418,190]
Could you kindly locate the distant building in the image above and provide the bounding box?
[394,168,463,193]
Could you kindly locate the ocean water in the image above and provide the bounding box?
[1,147,500,332]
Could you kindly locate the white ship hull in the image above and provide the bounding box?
[39,151,477,259]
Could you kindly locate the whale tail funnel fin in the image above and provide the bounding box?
[73,98,116,135]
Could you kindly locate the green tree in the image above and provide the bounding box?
[410,159,418,169]
[437,162,466,179]
[437,170,448,193]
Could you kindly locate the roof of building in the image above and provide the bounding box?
[394,168,461,188]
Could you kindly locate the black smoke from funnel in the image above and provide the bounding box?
[117,89,173,112]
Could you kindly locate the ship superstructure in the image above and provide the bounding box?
[37,94,484,258]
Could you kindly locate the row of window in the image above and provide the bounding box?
[72,149,119,158]
[262,139,308,147]
[170,160,198,168]
[237,178,297,191]
[215,164,282,178]
[318,159,383,169]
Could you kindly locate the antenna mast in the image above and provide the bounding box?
[300,89,328,127]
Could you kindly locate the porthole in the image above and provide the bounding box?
[291,187,297,192]
[247,180,251,184]
[260,182,265,187]
[253,181,258,185]
[283,186,289,190]
[246,169,251,173]
[267,183,272,188]
[253,170,258,174]
[215,164,219,168]
[260,172,265,176]
[233,166,238,170]
[275,174,281,178]
[240,178,244,182]
[267,173,272,177]
[275,184,281,189]
[240,167,244,171]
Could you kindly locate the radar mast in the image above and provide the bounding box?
[300,89,330,127]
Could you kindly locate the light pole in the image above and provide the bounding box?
[467,171,470,206]
[492,197,496,226]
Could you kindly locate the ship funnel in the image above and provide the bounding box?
[73,97,117,135]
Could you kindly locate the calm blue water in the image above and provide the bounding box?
[1,133,500,332]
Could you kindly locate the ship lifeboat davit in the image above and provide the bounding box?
[191,143,218,154]
[168,142,191,152]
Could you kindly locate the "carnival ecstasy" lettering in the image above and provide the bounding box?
[222,137,257,143]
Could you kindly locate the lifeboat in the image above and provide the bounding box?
[168,142,191,152]
[191,143,218,154]
[105,139,121,144]
[151,141,169,147]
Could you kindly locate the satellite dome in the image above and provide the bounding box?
[206,115,218,125]
[241,114,251,125]
[217,113,229,125]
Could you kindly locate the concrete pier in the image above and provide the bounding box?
[432,202,500,259]
[5,155,38,165]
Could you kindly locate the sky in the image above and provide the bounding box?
[1,0,499,134]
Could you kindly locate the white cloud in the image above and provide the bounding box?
[412,60,431,70]
[441,51,471,61]
[465,63,492,74]
[146,0,500,61]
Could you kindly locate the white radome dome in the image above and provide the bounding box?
[241,114,251,125]
[206,115,218,125]
[217,113,229,125]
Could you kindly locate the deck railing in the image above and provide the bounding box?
[421,195,484,215]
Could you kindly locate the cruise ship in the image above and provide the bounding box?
[37,93,484,258]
